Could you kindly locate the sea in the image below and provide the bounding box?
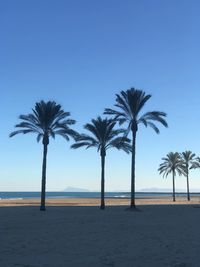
[0,192,199,200]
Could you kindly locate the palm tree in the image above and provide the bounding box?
[181,151,197,201]
[104,88,168,209]
[158,152,185,202]
[71,116,131,209]
[10,100,77,211]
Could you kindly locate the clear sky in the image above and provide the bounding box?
[1,0,200,192]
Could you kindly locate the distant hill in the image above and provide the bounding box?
[63,186,90,192]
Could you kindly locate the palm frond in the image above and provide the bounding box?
[9,129,36,137]
[145,122,160,134]
[139,111,168,126]
[107,136,131,153]
[36,133,43,143]
[15,122,42,133]
[115,91,132,118]
[72,140,99,149]
[104,108,128,121]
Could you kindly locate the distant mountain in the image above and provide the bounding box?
[63,186,90,192]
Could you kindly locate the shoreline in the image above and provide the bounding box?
[0,195,199,206]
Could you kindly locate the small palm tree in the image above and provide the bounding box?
[71,116,131,209]
[158,152,185,202]
[10,100,77,211]
[181,151,197,201]
[104,88,168,209]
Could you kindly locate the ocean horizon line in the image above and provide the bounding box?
[0,189,200,194]
[0,191,199,200]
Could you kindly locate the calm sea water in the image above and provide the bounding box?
[0,192,199,200]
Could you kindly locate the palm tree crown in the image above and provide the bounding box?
[181,151,198,170]
[104,88,168,134]
[71,116,131,155]
[158,152,185,177]
[10,100,77,143]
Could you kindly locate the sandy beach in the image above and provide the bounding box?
[1,197,200,267]
[0,195,199,206]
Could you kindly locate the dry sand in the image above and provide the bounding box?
[0,195,200,206]
[1,197,200,267]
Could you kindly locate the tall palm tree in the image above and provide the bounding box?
[158,152,185,202]
[10,100,77,211]
[71,117,131,209]
[181,151,197,201]
[104,88,168,209]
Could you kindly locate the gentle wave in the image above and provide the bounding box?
[5,198,23,200]
[114,195,129,198]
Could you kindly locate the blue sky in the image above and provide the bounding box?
[1,0,200,191]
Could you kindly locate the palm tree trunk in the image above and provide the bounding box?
[186,173,190,201]
[100,154,105,209]
[130,131,136,208]
[172,170,176,202]
[40,143,48,211]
